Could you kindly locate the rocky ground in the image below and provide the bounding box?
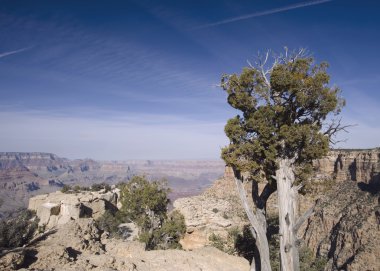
[0,218,249,271]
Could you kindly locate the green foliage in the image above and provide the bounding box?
[73,185,81,192]
[299,246,328,271]
[91,183,111,192]
[60,184,72,193]
[118,175,184,250]
[146,210,186,250]
[119,176,170,231]
[209,233,226,252]
[209,226,256,258]
[0,209,39,249]
[61,183,111,193]
[96,211,124,238]
[220,52,345,183]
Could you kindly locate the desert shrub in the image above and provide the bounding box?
[60,184,72,193]
[0,209,39,249]
[73,185,81,192]
[118,175,185,250]
[119,176,169,228]
[299,246,328,271]
[212,208,219,213]
[209,233,226,251]
[95,210,131,239]
[153,210,186,249]
[209,226,251,256]
[91,183,111,192]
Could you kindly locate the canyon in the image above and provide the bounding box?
[0,152,225,216]
[0,149,379,270]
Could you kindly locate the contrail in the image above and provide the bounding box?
[0,47,31,59]
[193,0,333,30]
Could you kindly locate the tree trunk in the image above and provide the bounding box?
[276,158,300,271]
[234,176,272,271]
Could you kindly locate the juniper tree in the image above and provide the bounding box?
[220,48,345,271]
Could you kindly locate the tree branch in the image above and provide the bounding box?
[293,199,319,233]
[323,118,356,145]
[257,182,277,210]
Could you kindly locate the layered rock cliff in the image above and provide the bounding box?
[314,148,380,185]
[302,180,380,271]
[174,148,380,270]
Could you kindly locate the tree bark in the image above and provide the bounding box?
[276,158,300,271]
[234,175,272,271]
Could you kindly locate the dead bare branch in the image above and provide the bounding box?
[293,199,320,233]
[323,118,357,145]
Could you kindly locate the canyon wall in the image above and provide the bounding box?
[0,152,225,216]
[174,148,380,270]
[314,148,380,185]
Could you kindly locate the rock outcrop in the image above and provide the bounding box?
[302,181,380,271]
[314,149,380,185]
[1,218,250,271]
[28,189,119,228]
[174,177,247,250]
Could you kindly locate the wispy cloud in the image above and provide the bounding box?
[0,47,31,59]
[193,0,333,30]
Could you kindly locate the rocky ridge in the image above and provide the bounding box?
[0,218,249,271]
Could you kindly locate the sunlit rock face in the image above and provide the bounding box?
[176,149,380,270]
[301,180,380,271]
[314,149,380,185]
[28,189,120,228]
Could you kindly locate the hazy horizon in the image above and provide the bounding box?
[1,0,379,160]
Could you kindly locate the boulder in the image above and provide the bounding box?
[36,202,60,226]
[28,189,120,228]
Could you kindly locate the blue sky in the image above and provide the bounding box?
[0,0,379,160]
